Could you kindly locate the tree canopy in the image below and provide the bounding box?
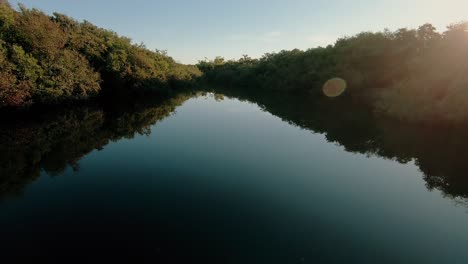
[198,22,468,122]
[2,0,468,123]
[0,1,201,108]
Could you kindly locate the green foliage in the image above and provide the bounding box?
[10,44,42,82]
[15,5,67,56]
[0,40,30,107]
[0,1,201,109]
[2,0,467,123]
[51,14,201,93]
[0,0,16,39]
[36,50,101,103]
[199,22,468,123]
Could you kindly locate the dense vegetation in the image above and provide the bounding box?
[2,0,468,123]
[199,23,468,122]
[0,1,201,109]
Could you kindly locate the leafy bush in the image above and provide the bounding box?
[198,22,468,122]
[0,1,201,109]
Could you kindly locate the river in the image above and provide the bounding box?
[1,91,468,263]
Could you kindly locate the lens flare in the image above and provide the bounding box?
[323,78,347,97]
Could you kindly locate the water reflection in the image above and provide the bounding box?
[209,87,468,202]
[2,89,468,263]
[1,88,468,204]
[0,93,194,200]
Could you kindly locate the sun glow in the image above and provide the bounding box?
[323,78,347,97]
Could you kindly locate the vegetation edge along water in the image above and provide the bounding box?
[1,0,468,123]
[0,0,202,110]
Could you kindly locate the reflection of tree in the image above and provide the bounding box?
[211,87,468,201]
[3,88,468,202]
[0,93,194,200]
[375,120,468,200]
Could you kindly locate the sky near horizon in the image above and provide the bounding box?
[8,0,468,64]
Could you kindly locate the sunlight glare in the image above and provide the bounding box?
[323,78,347,97]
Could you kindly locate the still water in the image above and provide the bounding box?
[1,92,468,263]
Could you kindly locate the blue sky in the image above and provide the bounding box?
[9,0,468,64]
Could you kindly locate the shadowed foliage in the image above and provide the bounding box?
[199,22,468,123]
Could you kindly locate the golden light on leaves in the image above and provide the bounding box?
[323,78,347,97]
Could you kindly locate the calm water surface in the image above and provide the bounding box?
[1,92,468,263]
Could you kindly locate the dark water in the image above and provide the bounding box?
[1,91,468,263]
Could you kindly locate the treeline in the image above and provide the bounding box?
[198,23,468,122]
[0,1,201,109]
[2,0,468,122]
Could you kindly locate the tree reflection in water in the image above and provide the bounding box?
[1,88,468,203]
